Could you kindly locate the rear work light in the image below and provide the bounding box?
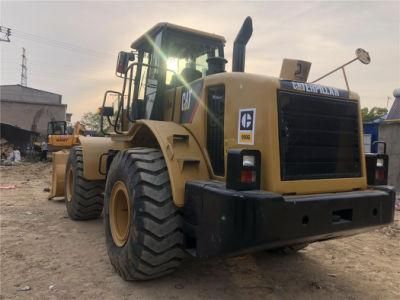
[365,141,389,185]
[226,149,261,190]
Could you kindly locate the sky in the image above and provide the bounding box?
[1,0,399,122]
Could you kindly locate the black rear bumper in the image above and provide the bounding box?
[183,181,396,258]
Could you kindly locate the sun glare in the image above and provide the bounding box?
[167,57,179,73]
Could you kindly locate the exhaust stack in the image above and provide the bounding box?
[232,17,253,72]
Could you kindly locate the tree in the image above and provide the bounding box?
[80,112,101,133]
[361,107,388,122]
[80,111,114,135]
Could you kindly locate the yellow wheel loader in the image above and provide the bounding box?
[48,121,85,199]
[54,17,395,280]
[47,121,85,152]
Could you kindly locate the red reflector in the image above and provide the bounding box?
[375,168,385,182]
[241,169,256,184]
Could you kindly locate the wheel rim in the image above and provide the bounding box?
[110,181,131,247]
[66,166,73,202]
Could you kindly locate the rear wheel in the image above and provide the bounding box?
[65,146,104,220]
[104,148,186,281]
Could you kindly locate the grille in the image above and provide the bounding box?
[207,85,225,176]
[278,90,361,180]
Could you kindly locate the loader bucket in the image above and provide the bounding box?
[49,149,70,200]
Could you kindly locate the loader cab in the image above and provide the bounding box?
[130,23,226,120]
[48,121,70,135]
[102,23,226,133]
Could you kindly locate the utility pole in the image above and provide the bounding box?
[0,26,11,42]
[21,47,27,86]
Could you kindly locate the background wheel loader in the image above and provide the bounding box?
[47,120,85,152]
[48,121,86,199]
[53,17,396,280]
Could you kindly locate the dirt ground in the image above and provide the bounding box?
[0,162,399,300]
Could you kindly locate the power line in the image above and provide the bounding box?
[10,28,114,58]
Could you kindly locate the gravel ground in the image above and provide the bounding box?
[1,162,399,299]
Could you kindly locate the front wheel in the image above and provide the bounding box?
[104,148,186,280]
[65,146,104,220]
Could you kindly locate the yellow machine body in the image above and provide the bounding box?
[72,72,368,206]
[184,73,367,196]
[51,23,368,207]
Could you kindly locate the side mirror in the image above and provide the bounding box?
[116,51,135,75]
[356,48,370,65]
[98,106,114,117]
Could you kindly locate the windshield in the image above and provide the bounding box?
[48,121,67,135]
[163,33,222,85]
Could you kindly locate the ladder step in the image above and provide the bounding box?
[177,157,200,171]
[169,134,189,144]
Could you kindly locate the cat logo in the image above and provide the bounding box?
[238,108,256,145]
[240,111,253,130]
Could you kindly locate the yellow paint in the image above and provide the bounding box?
[184,72,367,194]
[80,73,367,203]
[49,150,70,199]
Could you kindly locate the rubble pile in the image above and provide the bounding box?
[1,138,13,158]
[0,138,21,165]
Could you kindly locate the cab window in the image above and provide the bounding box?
[164,35,221,86]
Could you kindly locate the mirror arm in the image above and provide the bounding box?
[312,57,357,83]
[341,67,350,92]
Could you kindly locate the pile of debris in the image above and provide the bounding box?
[1,138,12,156]
[0,138,21,165]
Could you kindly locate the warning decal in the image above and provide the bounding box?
[238,108,256,145]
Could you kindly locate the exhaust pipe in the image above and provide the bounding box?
[232,16,253,72]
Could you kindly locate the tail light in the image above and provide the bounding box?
[226,149,261,190]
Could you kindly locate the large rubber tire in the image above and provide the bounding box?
[65,146,104,220]
[104,148,186,281]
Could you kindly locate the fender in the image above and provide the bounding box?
[141,120,210,206]
[111,120,211,206]
[79,121,210,206]
[79,136,129,180]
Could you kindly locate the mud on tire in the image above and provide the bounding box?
[104,148,186,281]
[65,146,104,220]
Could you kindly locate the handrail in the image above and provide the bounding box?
[102,61,180,135]
[122,62,178,123]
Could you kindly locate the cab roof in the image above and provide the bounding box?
[130,22,226,50]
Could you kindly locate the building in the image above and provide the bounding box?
[66,113,73,122]
[378,88,400,190]
[0,84,67,136]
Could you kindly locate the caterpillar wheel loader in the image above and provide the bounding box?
[55,17,396,280]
